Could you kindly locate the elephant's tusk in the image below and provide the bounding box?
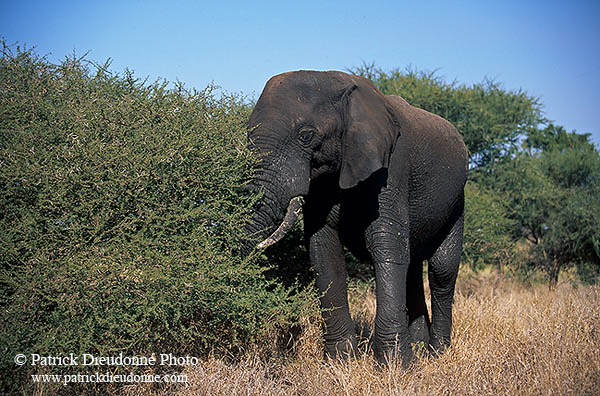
[257,196,304,249]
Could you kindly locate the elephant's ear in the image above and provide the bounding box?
[339,76,400,189]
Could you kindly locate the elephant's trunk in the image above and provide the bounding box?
[242,147,310,254]
[256,196,304,249]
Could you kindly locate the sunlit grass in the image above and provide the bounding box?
[126,269,600,396]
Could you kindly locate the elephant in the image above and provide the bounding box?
[244,70,468,366]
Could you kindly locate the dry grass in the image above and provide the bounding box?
[127,269,600,396]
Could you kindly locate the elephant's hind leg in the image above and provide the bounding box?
[427,209,463,354]
[407,257,430,351]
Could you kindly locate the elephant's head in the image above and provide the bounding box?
[245,70,400,249]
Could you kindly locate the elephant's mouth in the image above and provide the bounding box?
[256,196,304,249]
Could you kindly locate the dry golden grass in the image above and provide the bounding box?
[127,269,600,396]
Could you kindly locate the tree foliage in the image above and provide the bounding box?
[463,182,515,272]
[487,126,600,286]
[0,43,313,394]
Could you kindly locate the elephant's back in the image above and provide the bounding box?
[386,94,468,249]
[386,94,468,186]
[386,95,467,161]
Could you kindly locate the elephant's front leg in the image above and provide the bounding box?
[308,222,357,359]
[368,210,412,367]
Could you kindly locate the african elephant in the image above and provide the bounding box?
[244,70,468,366]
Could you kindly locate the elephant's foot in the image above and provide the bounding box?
[408,316,430,354]
[324,334,357,361]
[373,335,413,368]
[427,333,451,356]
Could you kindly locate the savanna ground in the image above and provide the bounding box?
[123,269,600,396]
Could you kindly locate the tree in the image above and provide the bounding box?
[462,182,515,272]
[488,126,600,287]
[0,42,313,394]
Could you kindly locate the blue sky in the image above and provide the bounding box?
[2,1,599,145]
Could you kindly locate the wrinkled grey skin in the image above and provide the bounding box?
[244,70,468,366]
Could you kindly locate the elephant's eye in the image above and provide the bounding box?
[298,128,315,146]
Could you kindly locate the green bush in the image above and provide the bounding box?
[463,182,515,271]
[0,43,313,393]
